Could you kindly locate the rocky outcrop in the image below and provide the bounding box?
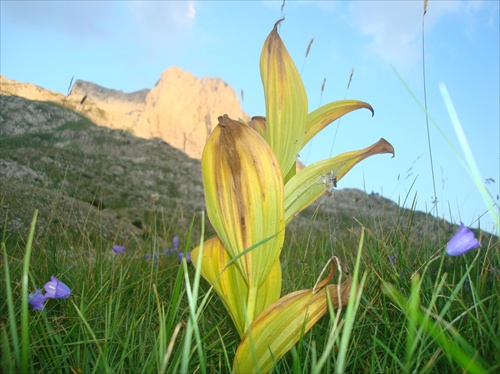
[70,80,149,103]
[1,67,248,159]
[69,80,148,133]
[134,67,249,158]
[0,75,63,102]
[0,95,81,135]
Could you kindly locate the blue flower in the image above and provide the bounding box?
[113,245,126,254]
[178,251,191,263]
[145,252,159,265]
[163,236,180,255]
[172,236,179,250]
[28,288,48,310]
[163,247,177,255]
[446,222,481,256]
[44,276,71,299]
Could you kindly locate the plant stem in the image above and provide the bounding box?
[246,286,258,326]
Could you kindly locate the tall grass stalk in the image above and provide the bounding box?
[383,273,489,372]
[334,227,367,373]
[311,255,344,371]
[2,227,19,372]
[421,0,439,214]
[21,210,38,373]
[181,213,206,374]
[439,83,499,230]
[393,67,498,231]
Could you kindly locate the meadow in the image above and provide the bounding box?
[1,197,498,373]
[2,8,499,373]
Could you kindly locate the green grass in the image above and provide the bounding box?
[1,197,498,373]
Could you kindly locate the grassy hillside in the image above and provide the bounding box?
[1,95,207,250]
[1,94,498,372]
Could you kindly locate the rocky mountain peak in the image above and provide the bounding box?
[134,66,249,158]
[71,80,150,104]
[1,67,249,160]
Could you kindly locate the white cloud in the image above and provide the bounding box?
[126,1,196,41]
[187,1,196,21]
[458,0,499,38]
[347,1,462,72]
[2,1,112,40]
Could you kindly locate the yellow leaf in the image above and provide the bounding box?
[285,138,394,224]
[260,19,308,179]
[191,236,282,337]
[247,116,266,137]
[233,265,352,373]
[303,100,374,147]
[201,115,285,293]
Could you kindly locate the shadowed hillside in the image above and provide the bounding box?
[2,93,491,254]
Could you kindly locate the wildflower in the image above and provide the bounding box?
[172,236,179,250]
[113,245,126,254]
[28,288,47,310]
[163,237,180,255]
[446,222,481,256]
[44,276,71,299]
[145,252,159,265]
[178,251,191,263]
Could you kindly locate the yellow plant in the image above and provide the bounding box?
[191,19,394,373]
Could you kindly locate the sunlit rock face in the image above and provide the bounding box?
[1,67,248,159]
[134,66,248,159]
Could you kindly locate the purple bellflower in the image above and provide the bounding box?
[446,222,481,256]
[178,251,191,263]
[28,288,48,310]
[163,236,180,255]
[44,276,71,299]
[172,236,179,250]
[145,252,159,265]
[163,247,177,255]
[29,276,71,310]
[113,245,126,254]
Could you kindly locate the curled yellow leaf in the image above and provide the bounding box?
[191,236,282,337]
[247,116,266,137]
[285,138,395,224]
[202,114,285,291]
[303,100,374,147]
[260,19,308,178]
[233,264,352,373]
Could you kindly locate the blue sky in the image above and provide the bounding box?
[2,1,499,233]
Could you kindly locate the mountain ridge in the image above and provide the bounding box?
[70,80,150,103]
[1,67,248,159]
